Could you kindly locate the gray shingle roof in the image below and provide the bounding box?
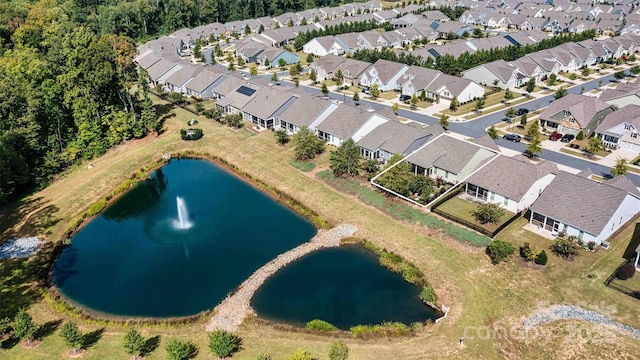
[357,121,442,155]
[370,59,408,84]
[315,105,372,140]
[539,94,612,129]
[467,155,558,201]
[185,70,224,93]
[531,171,637,235]
[278,94,333,127]
[604,176,640,197]
[166,65,203,87]
[408,134,498,174]
[241,86,297,120]
[147,60,181,81]
[595,105,640,134]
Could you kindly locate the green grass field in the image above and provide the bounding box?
[2,94,640,359]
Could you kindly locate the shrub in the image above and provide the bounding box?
[0,317,11,335]
[419,286,437,304]
[13,308,37,344]
[617,263,636,280]
[472,203,505,225]
[587,241,596,251]
[535,250,548,265]
[487,240,515,264]
[289,349,316,360]
[401,265,423,285]
[520,242,533,261]
[180,128,204,141]
[379,252,403,272]
[328,340,349,360]
[305,319,337,332]
[256,354,272,360]
[208,329,242,358]
[576,131,584,140]
[166,339,196,360]
[551,235,582,258]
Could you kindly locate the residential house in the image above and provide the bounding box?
[146,59,184,86]
[421,10,450,23]
[462,60,528,89]
[309,54,348,81]
[258,47,300,68]
[595,105,640,152]
[465,155,558,213]
[335,58,371,86]
[215,83,259,114]
[241,86,298,129]
[303,36,344,56]
[135,50,161,70]
[211,75,246,99]
[276,94,338,134]
[404,134,500,184]
[359,59,409,92]
[519,17,551,31]
[599,79,640,109]
[334,33,360,54]
[357,122,444,163]
[433,21,471,39]
[315,105,390,146]
[529,171,640,245]
[357,30,383,50]
[185,70,226,99]
[539,94,614,136]
[164,65,203,94]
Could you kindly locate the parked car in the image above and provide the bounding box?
[503,133,522,142]
[399,94,411,102]
[516,108,529,116]
[549,131,563,141]
[361,87,369,94]
[561,134,575,143]
[523,149,538,158]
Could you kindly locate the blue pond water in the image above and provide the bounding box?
[53,159,316,317]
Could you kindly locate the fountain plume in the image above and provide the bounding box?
[172,196,193,230]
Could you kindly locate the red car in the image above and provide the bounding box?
[549,132,563,141]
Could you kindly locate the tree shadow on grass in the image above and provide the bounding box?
[82,328,105,349]
[35,319,62,340]
[1,336,20,349]
[186,342,199,359]
[142,335,161,357]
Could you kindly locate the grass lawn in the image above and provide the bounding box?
[435,196,515,234]
[3,94,640,359]
[289,159,316,172]
[378,91,400,101]
[566,138,611,157]
[442,90,523,116]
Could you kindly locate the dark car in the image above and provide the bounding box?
[549,131,563,141]
[561,134,575,143]
[516,108,529,116]
[399,94,411,102]
[503,133,522,142]
[361,87,369,93]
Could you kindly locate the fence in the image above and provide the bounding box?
[605,261,640,300]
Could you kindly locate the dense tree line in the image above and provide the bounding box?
[293,19,393,51]
[0,0,158,203]
[351,30,597,76]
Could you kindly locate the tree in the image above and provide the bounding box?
[526,78,536,96]
[166,339,195,360]
[612,157,628,176]
[504,88,514,102]
[293,126,325,160]
[249,65,258,77]
[581,67,590,77]
[124,328,145,360]
[568,73,578,81]
[554,87,567,99]
[289,64,299,77]
[289,349,316,360]
[208,330,242,359]
[369,83,380,98]
[449,96,459,111]
[330,139,361,177]
[321,82,329,95]
[474,96,485,112]
[275,129,290,146]
[309,70,317,84]
[352,92,359,103]
[550,234,582,259]
[306,53,314,64]
[244,24,251,36]
[410,94,418,108]
[472,203,505,225]
[547,73,557,86]
[526,120,542,156]
[271,72,279,82]
[392,103,399,113]
[13,309,37,345]
[520,112,528,127]
[328,340,349,360]
[60,322,83,354]
[487,125,498,139]
[576,130,584,140]
[614,70,626,80]
[617,263,636,280]
[334,69,344,88]
[419,89,427,101]
[294,78,300,88]
[258,24,265,34]
[587,136,603,157]
[278,58,287,70]
[487,240,515,264]
[630,65,640,75]
[505,107,516,122]
[439,113,450,129]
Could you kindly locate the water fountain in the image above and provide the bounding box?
[173,196,193,230]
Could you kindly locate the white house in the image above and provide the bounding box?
[276,94,338,134]
[461,60,528,90]
[303,35,345,56]
[529,171,640,245]
[315,104,390,147]
[595,105,640,152]
[359,59,409,92]
[465,155,558,213]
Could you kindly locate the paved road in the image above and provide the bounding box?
[258,69,640,186]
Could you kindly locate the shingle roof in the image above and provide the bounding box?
[147,60,181,81]
[467,155,557,201]
[370,59,408,84]
[241,86,296,119]
[357,121,442,155]
[165,65,203,87]
[531,171,637,235]
[216,84,259,109]
[472,134,500,152]
[185,70,224,93]
[315,105,372,140]
[595,105,640,134]
[599,79,640,102]
[135,50,161,69]
[212,75,246,97]
[408,134,498,174]
[539,94,612,129]
[278,94,333,127]
[604,176,640,197]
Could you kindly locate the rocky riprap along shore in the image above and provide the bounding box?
[206,224,357,332]
[523,304,640,340]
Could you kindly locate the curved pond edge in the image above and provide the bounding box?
[42,151,332,327]
[240,237,447,339]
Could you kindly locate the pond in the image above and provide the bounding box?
[251,243,440,329]
[53,159,316,317]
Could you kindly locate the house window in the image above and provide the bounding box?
[632,133,638,139]
[444,171,449,179]
[490,192,495,201]
[624,124,632,131]
[503,197,509,206]
[578,230,584,239]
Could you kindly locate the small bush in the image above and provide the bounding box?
[305,319,337,332]
[0,317,11,335]
[535,250,548,265]
[419,286,437,304]
[617,263,636,280]
[472,203,505,225]
[328,340,349,360]
[208,329,242,358]
[379,252,403,272]
[551,235,582,258]
[180,128,204,141]
[587,241,596,251]
[520,242,533,261]
[487,240,515,264]
[256,354,272,360]
[289,349,316,360]
[576,131,584,140]
[86,199,107,217]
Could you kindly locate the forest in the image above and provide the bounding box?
[0,0,349,204]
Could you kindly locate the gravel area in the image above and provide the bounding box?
[0,237,43,260]
[523,304,640,340]
[206,224,357,332]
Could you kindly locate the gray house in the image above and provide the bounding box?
[276,94,339,134]
[357,122,444,163]
[241,86,299,129]
[185,70,226,99]
[539,94,614,136]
